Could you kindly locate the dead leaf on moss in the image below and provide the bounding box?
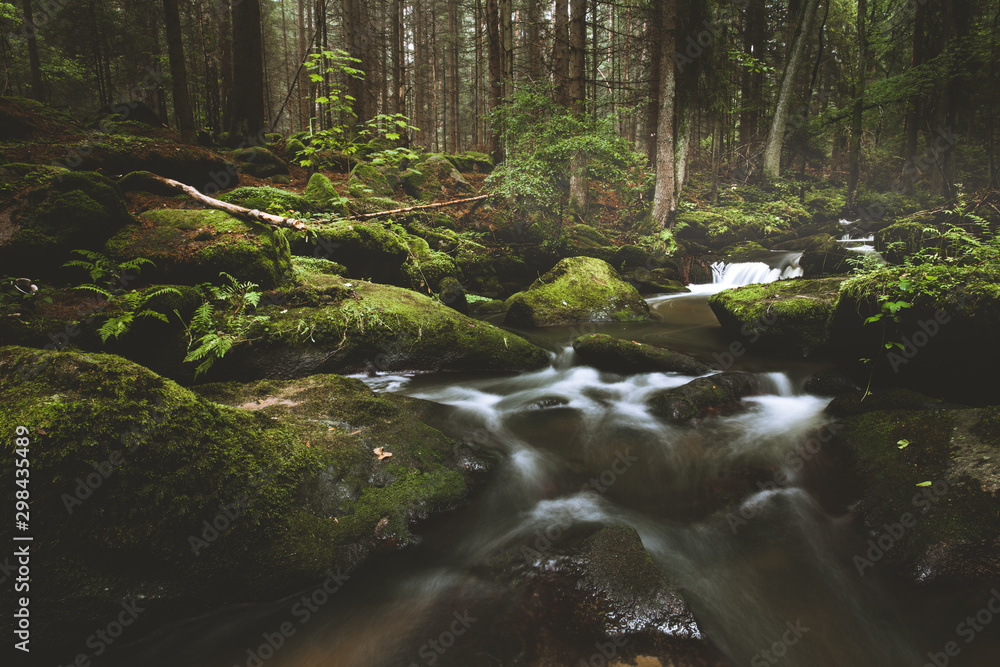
[373,446,392,460]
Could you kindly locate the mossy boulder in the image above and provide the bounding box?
[798,237,858,275]
[217,186,315,214]
[565,223,616,262]
[875,220,940,264]
[402,235,462,292]
[231,145,289,179]
[104,209,293,289]
[708,277,843,355]
[454,239,499,292]
[398,166,432,200]
[95,100,163,126]
[212,276,549,378]
[674,210,721,241]
[444,152,494,173]
[404,218,461,252]
[572,333,710,375]
[504,256,650,327]
[646,372,771,423]
[437,276,469,314]
[0,346,479,661]
[828,395,1000,583]
[0,167,133,277]
[421,154,472,196]
[284,138,306,160]
[720,240,770,259]
[0,96,82,140]
[282,221,410,285]
[773,233,837,252]
[302,172,348,215]
[349,163,392,197]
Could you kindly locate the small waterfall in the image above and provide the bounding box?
[688,252,803,295]
[838,220,884,262]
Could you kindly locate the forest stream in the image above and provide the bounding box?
[93,253,997,667]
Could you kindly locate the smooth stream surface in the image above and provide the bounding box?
[104,258,964,667]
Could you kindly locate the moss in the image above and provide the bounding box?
[402,235,462,292]
[218,186,315,214]
[0,169,133,277]
[443,151,494,174]
[104,209,293,289]
[572,333,709,375]
[503,256,650,327]
[231,145,288,178]
[282,221,410,284]
[876,220,940,264]
[399,166,433,200]
[709,277,843,354]
[301,172,347,215]
[292,256,347,280]
[0,347,478,657]
[285,137,306,160]
[350,163,392,197]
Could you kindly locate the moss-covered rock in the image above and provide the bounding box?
[213,276,550,378]
[708,277,843,355]
[0,167,133,277]
[798,236,858,275]
[504,256,650,327]
[875,220,940,264]
[573,333,710,375]
[104,209,293,289]
[829,395,1000,582]
[646,372,771,423]
[349,163,392,197]
[673,210,722,241]
[284,138,306,161]
[282,221,410,285]
[402,235,462,292]
[398,166,433,200]
[421,154,472,196]
[444,152,494,173]
[720,240,770,259]
[0,346,479,660]
[302,172,348,215]
[217,186,315,214]
[772,233,837,252]
[0,96,82,140]
[231,145,289,179]
[437,276,469,314]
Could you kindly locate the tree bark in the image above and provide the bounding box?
[903,0,926,190]
[761,0,820,180]
[343,0,368,128]
[739,0,765,148]
[553,0,570,106]
[846,0,868,209]
[486,0,502,162]
[163,0,196,144]
[21,0,44,101]
[568,0,588,214]
[449,0,461,152]
[645,2,662,166]
[230,0,266,143]
[526,1,540,82]
[652,0,677,228]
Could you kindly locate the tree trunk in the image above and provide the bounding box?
[846,0,867,210]
[568,0,588,214]
[393,0,405,120]
[413,0,426,147]
[230,0,266,144]
[553,0,569,106]
[761,0,820,180]
[21,0,44,101]
[739,0,765,148]
[449,0,461,152]
[526,1,540,82]
[344,0,367,129]
[645,2,662,166]
[163,0,196,144]
[652,0,677,228]
[486,0,502,162]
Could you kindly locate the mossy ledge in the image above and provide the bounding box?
[0,346,480,660]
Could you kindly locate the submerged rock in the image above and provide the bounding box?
[0,346,479,659]
[647,372,771,423]
[573,333,710,375]
[504,256,650,327]
[708,277,843,355]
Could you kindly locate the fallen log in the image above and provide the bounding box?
[128,173,309,231]
[348,193,494,220]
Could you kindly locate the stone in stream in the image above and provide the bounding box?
[504,256,650,327]
[646,372,771,423]
[0,345,483,660]
[708,277,843,356]
[826,389,1000,584]
[572,333,711,375]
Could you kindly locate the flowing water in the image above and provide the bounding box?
[103,263,970,667]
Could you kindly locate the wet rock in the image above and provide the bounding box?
[104,208,293,289]
[803,369,862,396]
[0,345,478,659]
[573,333,710,375]
[647,372,770,423]
[772,233,837,252]
[797,235,857,275]
[829,397,1000,583]
[708,277,843,355]
[504,256,650,327]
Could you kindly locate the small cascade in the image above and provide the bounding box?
[837,220,884,262]
[687,252,803,295]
